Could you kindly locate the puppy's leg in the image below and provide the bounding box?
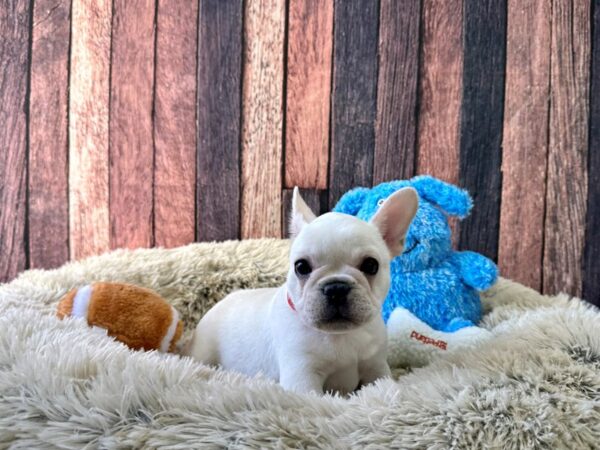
[359,357,392,386]
[185,324,219,366]
[279,361,325,394]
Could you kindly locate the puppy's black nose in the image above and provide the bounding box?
[322,281,352,303]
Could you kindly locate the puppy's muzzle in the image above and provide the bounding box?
[322,281,352,306]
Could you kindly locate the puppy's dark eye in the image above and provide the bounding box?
[360,257,379,275]
[294,259,312,276]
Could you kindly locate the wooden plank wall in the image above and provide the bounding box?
[374,0,420,183]
[499,0,551,292]
[585,0,600,302]
[543,0,591,298]
[328,0,379,207]
[69,0,111,260]
[197,0,242,242]
[0,0,599,306]
[0,0,30,280]
[29,0,70,270]
[154,0,198,248]
[458,0,507,262]
[241,0,285,238]
[109,0,156,250]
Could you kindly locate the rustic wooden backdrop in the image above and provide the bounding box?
[0,0,598,305]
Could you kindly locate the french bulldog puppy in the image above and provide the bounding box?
[186,187,418,395]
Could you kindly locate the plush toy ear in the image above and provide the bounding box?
[289,187,317,238]
[332,187,370,215]
[411,175,472,219]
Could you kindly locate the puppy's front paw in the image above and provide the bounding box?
[360,359,392,386]
[280,369,324,395]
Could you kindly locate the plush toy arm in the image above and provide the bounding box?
[332,187,370,216]
[451,251,498,291]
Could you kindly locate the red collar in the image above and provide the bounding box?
[287,292,296,312]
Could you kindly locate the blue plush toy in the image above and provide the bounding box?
[333,175,498,366]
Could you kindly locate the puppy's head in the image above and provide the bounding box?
[287,187,418,333]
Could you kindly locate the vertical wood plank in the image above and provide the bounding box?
[281,188,327,238]
[109,0,156,250]
[284,0,333,189]
[374,0,420,183]
[329,0,380,207]
[69,0,111,260]
[584,0,600,306]
[154,0,197,248]
[498,0,550,291]
[458,0,507,261]
[0,0,30,281]
[241,0,285,238]
[197,0,243,242]
[544,0,591,297]
[29,0,71,270]
[416,0,462,184]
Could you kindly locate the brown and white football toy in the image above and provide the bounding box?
[57,282,183,353]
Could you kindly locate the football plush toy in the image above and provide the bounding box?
[57,282,183,353]
[333,175,498,367]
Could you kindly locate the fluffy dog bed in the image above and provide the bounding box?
[0,239,598,449]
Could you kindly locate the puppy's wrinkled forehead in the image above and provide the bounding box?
[290,212,388,263]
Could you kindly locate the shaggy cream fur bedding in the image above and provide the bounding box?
[0,239,599,449]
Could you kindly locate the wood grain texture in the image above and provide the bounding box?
[329,0,379,207]
[197,0,243,242]
[281,188,327,238]
[154,0,197,248]
[284,0,333,189]
[109,0,156,250]
[241,0,285,238]
[374,0,420,183]
[0,0,30,281]
[2,0,599,292]
[498,0,550,291]
[416,0,462,185]
[544,0,591,297]
[69,0,111,260]
[584,0,600,306]
[28,0,70,270]
[458,0,507,261]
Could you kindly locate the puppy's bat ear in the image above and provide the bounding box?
[290,187,317,238]
[370,187,418,257]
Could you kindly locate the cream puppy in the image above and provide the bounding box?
[186,187,418,394]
